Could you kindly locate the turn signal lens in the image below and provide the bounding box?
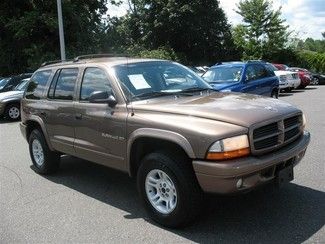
[206,148,250,160]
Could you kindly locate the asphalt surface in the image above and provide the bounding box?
[1,86,324,243]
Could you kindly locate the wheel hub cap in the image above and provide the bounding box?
[145,169,177,214]
[32,139,44,166]
[8,107,20,119]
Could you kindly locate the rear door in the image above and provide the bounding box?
[254,64,276,96]
[74,67,128,171]
[42,68,79,155]
[241,65,263,95]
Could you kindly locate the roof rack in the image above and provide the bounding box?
[41,60,71,67]
[73,53,129,62]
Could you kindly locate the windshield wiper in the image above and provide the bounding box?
[181,87,215,93]
[133,91,193,99]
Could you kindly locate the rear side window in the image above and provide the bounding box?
[48,68,78,101]
[80,68,112,101]
[25,70,52,100]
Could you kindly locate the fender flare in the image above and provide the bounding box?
[26,115,54,151]
[127,128,195,175]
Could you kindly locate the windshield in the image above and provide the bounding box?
[0,78,9,89]
[15,79,29,91]
[202,66,243,83]
[114,61,211,100]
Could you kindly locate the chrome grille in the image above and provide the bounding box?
[291,73,298,79]
[251,114,303,154]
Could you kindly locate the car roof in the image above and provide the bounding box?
[38,57,170,70]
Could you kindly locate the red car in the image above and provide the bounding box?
[288,67,311,89]
[273,63,289,70]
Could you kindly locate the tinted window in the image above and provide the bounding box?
[255,64,268,79]
[245,66,258,81]
[52,68,78,100]
[25,70,52,99]
[80,68,112,101]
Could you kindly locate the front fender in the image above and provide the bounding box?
[127,128,195,174]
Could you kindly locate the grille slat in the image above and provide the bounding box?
[252,115,302,154]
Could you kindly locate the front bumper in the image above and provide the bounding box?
[193,131,310,194]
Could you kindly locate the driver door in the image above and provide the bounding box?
[74,67,128,171]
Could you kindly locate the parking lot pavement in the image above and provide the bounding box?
[1,87,324,243]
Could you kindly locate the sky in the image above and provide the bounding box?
[107,0,325,40]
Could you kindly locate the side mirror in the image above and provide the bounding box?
[89,90,117,106]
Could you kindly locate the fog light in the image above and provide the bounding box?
[236,178,243,189]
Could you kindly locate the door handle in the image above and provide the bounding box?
[40,112,47,117]
[75,113,82,120]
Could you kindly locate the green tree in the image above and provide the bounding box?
[233,0,289,60]
[0,0,109,75]
[110,0,240,64]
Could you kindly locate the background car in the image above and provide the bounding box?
[265,63,300,91]
[0,78,30,120]
[273,63,289,70]
[311,73,325,85]
[287,67,311,89]
[0,73,33,93]
[202,61,279,98]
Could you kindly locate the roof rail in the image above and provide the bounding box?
[41,60,71,67]
[73,53,129,62]
[247,60,266,63]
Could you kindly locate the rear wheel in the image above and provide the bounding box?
[271,89,279,99]
[137,151,203,228]
[29,129,60,174]
[5,103,20,121]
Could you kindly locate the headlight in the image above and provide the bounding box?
[206,135,250,160]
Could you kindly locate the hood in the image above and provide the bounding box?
[0,91,24,101]
[209,82,239,91]
[132,92,300,128]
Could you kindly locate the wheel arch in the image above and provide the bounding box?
[127,128,195,177]
[25,117,54,151]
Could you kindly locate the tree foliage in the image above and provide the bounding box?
[233,0,289,60]
[0,0,108,75]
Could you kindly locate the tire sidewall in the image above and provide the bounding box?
[29,130,47,172]
[137,153,197,227]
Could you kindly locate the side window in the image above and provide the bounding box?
[255,64,268,79]
[245,66,258,81]
[25,70,52,100]
[51,68,78,101]
[80,67,112,101]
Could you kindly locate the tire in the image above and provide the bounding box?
[137,151,203,228]
[271,89,279,99]
[5,103,21,121]
[312,77,319,85]
[28,129,60,174]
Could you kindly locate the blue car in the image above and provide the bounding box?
[202,61,279,98]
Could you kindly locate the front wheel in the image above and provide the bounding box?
[312,77,319,85]
[137,151,203,228]
[5,103,21,121]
